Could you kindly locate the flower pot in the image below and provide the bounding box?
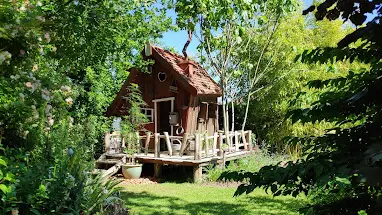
[121,164,142,179]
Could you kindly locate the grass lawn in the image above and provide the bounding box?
[121,183,307,215]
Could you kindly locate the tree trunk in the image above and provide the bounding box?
[241,92,251,131]
[221,80,230,148]
[231,100,235,132]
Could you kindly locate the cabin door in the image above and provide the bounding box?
[158,101,171,133]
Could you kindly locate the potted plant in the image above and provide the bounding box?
[120,84,148,179]
[121,133,142,179]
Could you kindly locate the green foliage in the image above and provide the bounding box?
[233,11,354,151]
[222,0,382,214]
[0,0,172,213]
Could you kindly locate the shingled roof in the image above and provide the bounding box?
[151,45,222,96]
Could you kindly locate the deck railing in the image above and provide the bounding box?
[104,130,253,160]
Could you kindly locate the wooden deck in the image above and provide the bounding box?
[99,130,254,182]
[106,150,252,167]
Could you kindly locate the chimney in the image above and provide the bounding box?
[178,60,195,78]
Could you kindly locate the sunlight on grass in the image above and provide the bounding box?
[121,183,307,215]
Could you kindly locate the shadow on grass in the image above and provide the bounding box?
[121,190,304,215]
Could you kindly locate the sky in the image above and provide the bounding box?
[159,0,314,57]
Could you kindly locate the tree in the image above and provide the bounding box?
[173,0,295,146]
[222,0,382,213]
[233,10,354,151]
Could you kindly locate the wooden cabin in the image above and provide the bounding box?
[100,44,254,181]
[106,44,222,142]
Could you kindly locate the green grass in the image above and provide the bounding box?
[121,183,307,215]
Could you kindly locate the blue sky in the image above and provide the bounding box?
[160,0,313,57]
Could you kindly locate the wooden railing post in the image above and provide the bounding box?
[213,132,218,156]
[179,133,189,157]
[163,132,173,156]
[241,130,248,150]
[154,133,160,158]
[104,132,110,153]
[217,133,223,157]
[234,131,239,151]
[194,133,201,160]
[144,132,151,155]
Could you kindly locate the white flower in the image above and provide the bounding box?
[65,97,73,105]
[32,64,38,71]
[19,6,26,11]
[25,82,33,88]
[48,117,54,126]
[37,1,42,6]
[52,47,57,52]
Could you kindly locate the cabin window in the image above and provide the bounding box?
[158,72,167,82]
[208,103,217,118]
[141,108,154,123]
[198,103,208,120]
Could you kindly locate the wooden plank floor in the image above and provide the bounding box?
[106,151,252,167]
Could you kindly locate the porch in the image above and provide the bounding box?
[97,130,253,182]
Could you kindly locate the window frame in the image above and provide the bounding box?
[141,108,154,123]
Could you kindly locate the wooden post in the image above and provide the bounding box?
[104,132,110,153]
[154,163,162,178]
[241,130,248,150]
[163,132,173,156]
[217,133,223,157]
[144,132,151,155]
[234,131,239,151]
[122,136,126,150]
[194,133,201,160]
[114,136,119,153]
[204,133,209,157]
[154,133,160,158]
[212,132,218,156]
[179,133,189,157]
[193,164,202,183]
[248,130,253,151]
